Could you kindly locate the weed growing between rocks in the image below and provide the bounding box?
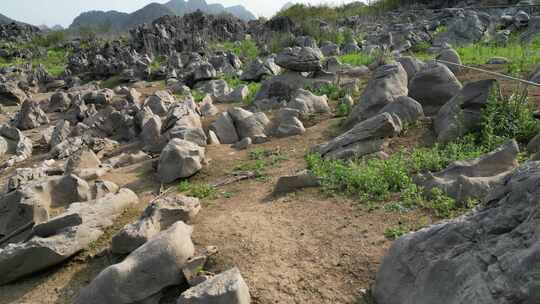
[338,53,377,67]
[306,134,490,218]
[307,82,347,101]
[220,39,259,62]
[456,36,540,75]
[481,87,540,150]
[233,148,289,180]
[178,181,218,200]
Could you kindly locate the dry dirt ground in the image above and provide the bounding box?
[0,65,538,304]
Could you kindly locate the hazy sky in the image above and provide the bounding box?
[0,0,360,27]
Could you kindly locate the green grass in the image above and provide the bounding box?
[178,181,218,200]
[220,39,259,62]
[101,75,123,89]
[481,87,540,150]
[305,86,540,218]
[338,53,377,66]
[455,37,540,76]
[306,132,489,215]
[191,90,206,102]
[245,82,261,106]
[234,148,288,180]
[306,83,347,101]
[384,225,409,240]
[0,47,69,77]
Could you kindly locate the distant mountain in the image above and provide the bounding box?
[69,0,256,33]
[0,13,16,24]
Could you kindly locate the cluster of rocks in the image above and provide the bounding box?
[129,11,248,56]
[0,22,40,43]
[74,194,250,304]
[375,157,540,304]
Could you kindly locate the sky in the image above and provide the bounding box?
[0,0,361,27]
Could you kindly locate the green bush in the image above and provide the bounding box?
[306,83,346,100]
[481,88,540,150]
[222,39,259,62]
[245,82,261,106]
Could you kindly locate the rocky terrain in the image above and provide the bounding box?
[1,0,540,303]
[69,0,256,34]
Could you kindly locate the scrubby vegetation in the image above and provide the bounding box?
[0,31,70,77]
[220,39,260,62]
[307,87,540,219]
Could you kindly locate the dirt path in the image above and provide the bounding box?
[0,111,430,304]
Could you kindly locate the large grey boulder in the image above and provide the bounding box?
[144,90,176,116]
[112,195,201,255]
[0,188,138,285]
[141,115,163,153]
[48,91,72,112]
[415,140,519,203]
[375,158,540,304]
[436,48,462,74]
[378,96,424,126]
[313,112,402,160]
[217,85,249,103]
[409,62,462,116]
[0,174,91,238]
[240,57,281,82]
[344,63,408,128]
[49,119,71,149]
[269,108,305,138]
[320,41,340,57]
[396,56,425,81]
[287,89,331,116]
[0,124,32,168]
[177,267,251,304]
[521,16,540,43]
[227,108,269,142]
[434,11,487,46]
[275,47,322,72]
[209,112,239,144]
[12,99,49,130]
[434,79,497,144]
[158,139,205,183]
[162,102,206,147]
[0,82,27,106]
[75,222,194,304]
[194,80,231,99]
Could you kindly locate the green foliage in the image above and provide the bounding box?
[223,76,244,90]
[234,148,288,180]
[150,55,166,71]
[101,76,123,89]
[434,25,448,35]
[245,82,261,106]
[384,225,409,240]
[306,83,346,100]
[269,32,295,54]
[336,101,352,117]
[222,39,259,62]
[306,134,487,217]
[338,53,377,66]
[178,181,218,200]
[480,88,540,150]
[32,31,67,48]
[191,90,206,102]
[455,36,540,76]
